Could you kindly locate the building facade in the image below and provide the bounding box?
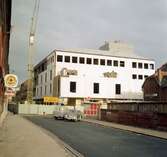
[34,42,155,105]
[15,80,28,103]
[143,63,167,101]
[0,0,12,114]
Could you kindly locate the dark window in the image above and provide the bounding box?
[86,58,92,64]
[138,63,143,69]
[70,81,76,93]
[93,83,99,94]
[100,59,105,65]
[57,55,63,62]
[144,63,148,69]
[50,84,52,93]
[132,62,137,68]
[107,60,112,66]
[79,57,85,64]
[45,86,47,95]
[41,75,43,83]
[138,75,143,80]
[93,58,99,65]
[45,73,47,82]
[114,60,118,66]
[115,84,121,94]
[50,70,52,80]
[72,56,77,63]
[144,75,148,79]
[150,64,154,69]
[120,61,125,67]
[132,74,137,79]
[40,87,42,96]
[65,56,70,62]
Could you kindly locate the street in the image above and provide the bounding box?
[25,116,167,157]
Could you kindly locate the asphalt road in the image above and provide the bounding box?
[25,116,167,157]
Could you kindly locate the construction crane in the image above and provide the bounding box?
[27,0,40,104]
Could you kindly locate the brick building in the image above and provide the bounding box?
[143,63,167,101]
[0,0,12,114]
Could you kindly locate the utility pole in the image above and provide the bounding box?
[27,0,40,104]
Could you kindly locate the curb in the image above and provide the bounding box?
[23,116,85,157]
[83,119,167,140]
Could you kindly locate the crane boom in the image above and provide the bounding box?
[27,0,40,104]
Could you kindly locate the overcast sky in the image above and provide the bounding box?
[9,0,167,83]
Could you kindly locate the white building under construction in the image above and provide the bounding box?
[33,41,155,105]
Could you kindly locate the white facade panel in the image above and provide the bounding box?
[34,48,155,100]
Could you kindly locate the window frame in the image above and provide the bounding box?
[93,83,99,94]
[72,56,78,63]
[65,56,70,63]
[57,55,63,62]
[70,81,76,93]
[115,84,121,95]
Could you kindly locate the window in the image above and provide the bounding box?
[93,58,99,65]
[41,75,43,84]
[36,88,38,96]
[107,60,112,66]
[45,85,47,95]
[138,63,143,69]
[50,70,52,80]
[114,60,118,67]
[100,59,105,65]
[87,58,92,64]
[144,63,148,69]
[70,81,76,93]
[50,84,52,93]
[72,56,77,63]
[150,64,154,70]
[57,55,63,62]
[132,62,137,68]
[115,84,121,94]
[79,57,85,64]
[45,73,47,82]
[120,61,125,67]
[65,56,70,62]
[40,87,42,96]
[144,75,148,79]
[93,83,99,94]
[138,75,143,80]
[132,74,137,79]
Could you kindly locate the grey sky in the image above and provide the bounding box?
[9,0,167,83]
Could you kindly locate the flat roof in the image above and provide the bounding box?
[54,48,154,61]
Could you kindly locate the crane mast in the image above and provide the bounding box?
[27,0,40,104]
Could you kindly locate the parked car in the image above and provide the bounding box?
[53,107,67,119]
[64,109,83,121]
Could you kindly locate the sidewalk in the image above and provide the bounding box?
[83,119,167,140]
[0,113,71,157]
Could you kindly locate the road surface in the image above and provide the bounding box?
[25,116,167,157]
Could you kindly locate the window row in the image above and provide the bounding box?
[36,84,52,96]
[39,70,53,84]
[57,55,125,67]
[132,74,148,80]
[70,82,121,95]
[132,62,154,70]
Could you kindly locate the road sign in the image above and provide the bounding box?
[5,88,15,96]
[4,74,18,88]
[43,96,59,103]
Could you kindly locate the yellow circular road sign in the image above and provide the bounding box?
[4,74,18,88]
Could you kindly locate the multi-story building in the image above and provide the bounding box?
[34,41,155,105]
[0,0,12,115]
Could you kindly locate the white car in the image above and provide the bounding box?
[64,109,83,121]
[53,107,67,119]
